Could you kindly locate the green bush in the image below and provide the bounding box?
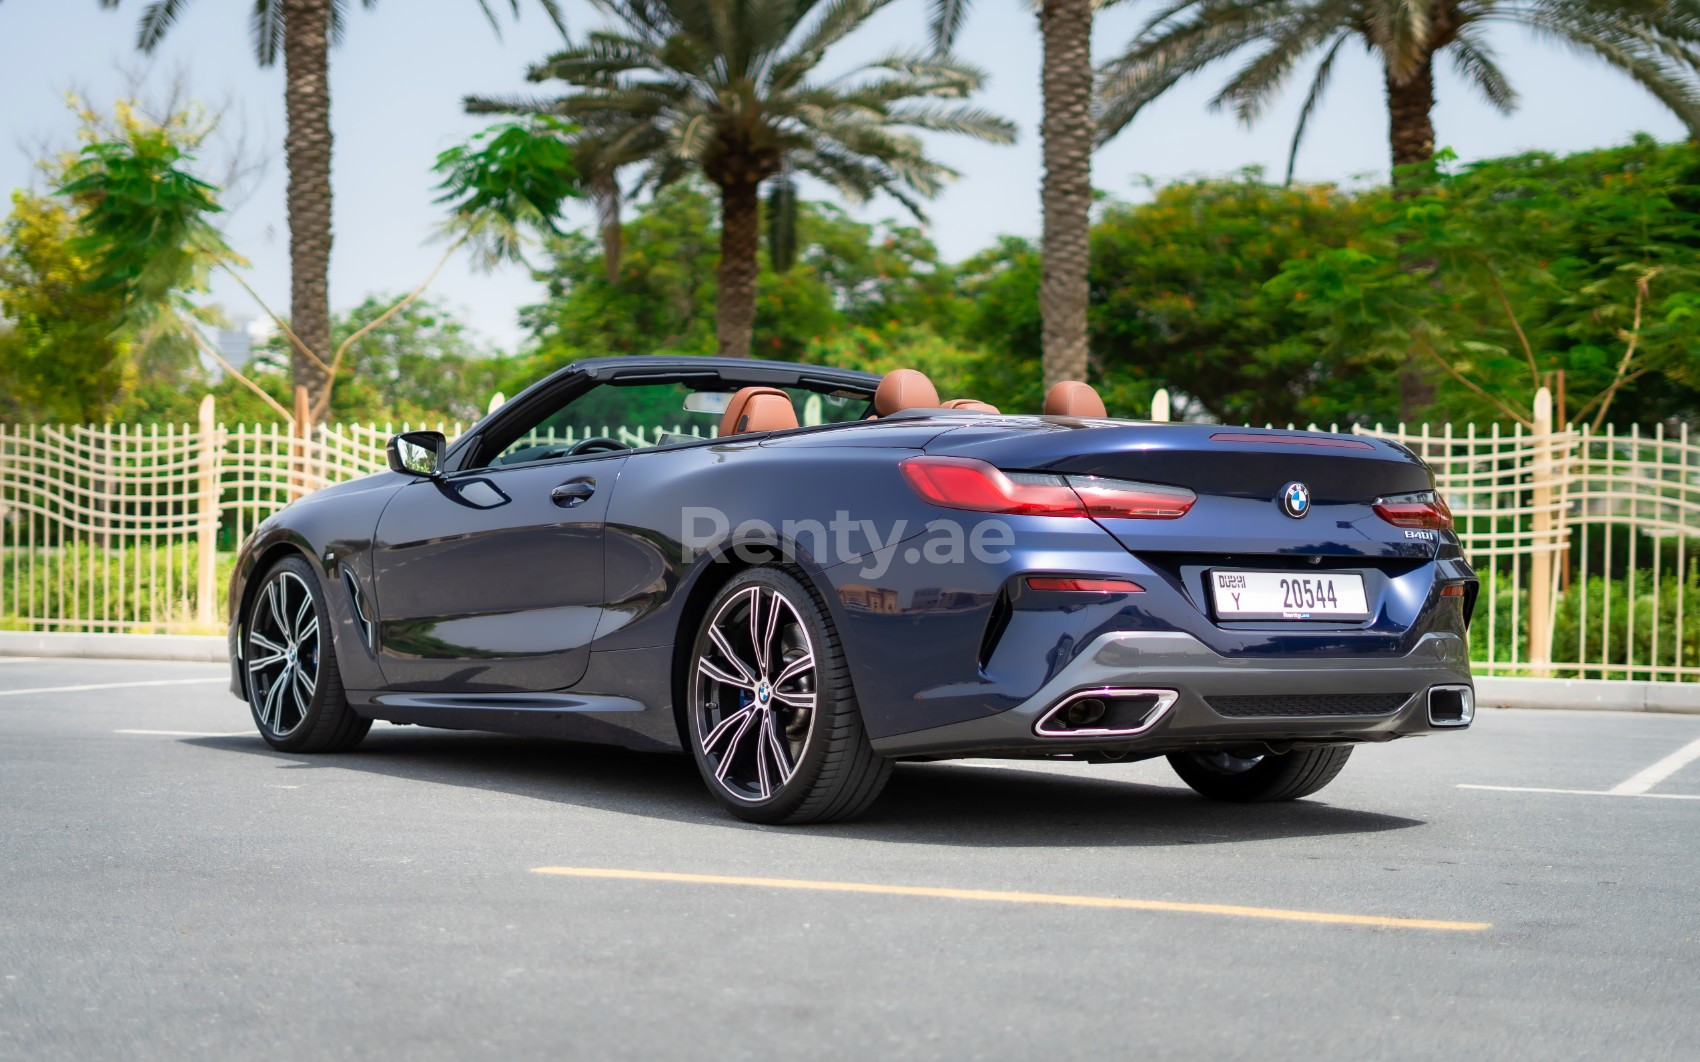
[1470,562,1700,680]
[0,545,236,634]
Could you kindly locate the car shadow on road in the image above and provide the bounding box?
[185,728,1424,848]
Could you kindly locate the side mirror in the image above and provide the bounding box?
[387,431,447,477]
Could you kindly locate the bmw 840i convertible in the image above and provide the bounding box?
[227,355,1477,823]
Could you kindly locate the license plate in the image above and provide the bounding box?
[1210,570,1369,620]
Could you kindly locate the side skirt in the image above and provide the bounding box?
[344,645,684,752]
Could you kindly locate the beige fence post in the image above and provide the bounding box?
[1151,389,1171,423]
[290,385,311,501]
[1529,386,1555,675]
[195,396,219,629]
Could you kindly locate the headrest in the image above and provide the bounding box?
[942,398,1000,413]
[874,369,941,416]
[719,386,798,437]
[1043,380,1107,418]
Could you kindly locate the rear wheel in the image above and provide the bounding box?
[244,555,370,753]
[685,567,890,824]
[1167,745,1352,802]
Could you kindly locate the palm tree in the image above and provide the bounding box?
[1097,0,1700,182]
[88,0,566,416]
[929,0,1095,391]
[469,0,1016,358]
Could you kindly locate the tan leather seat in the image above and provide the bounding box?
[1044,380,1107,418]
[718,386,798,437]
[874,369,941,416]
[942,398,1000,413]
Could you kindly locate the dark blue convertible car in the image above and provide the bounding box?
[228,356,1477,823]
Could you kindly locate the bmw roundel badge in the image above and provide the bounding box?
[1279,481,1311,519]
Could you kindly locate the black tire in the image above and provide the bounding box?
[1167,745,1352,802]
[243,555,371,753]
[684,566,890,824]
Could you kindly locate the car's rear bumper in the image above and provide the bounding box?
[870,630,1472,758]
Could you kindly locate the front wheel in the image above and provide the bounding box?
[685,567,890,824]
[1167,745,1352,802]
[244,555,370,753]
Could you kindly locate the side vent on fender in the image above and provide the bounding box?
[342,569,376,653]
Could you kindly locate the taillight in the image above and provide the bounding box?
[900,457,1083,515]
[1374,490,1453,530]
[900,456,1195,520]
[1068,476,1195,519]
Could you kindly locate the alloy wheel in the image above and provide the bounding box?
[692,584,817,803]
[246,570,320,738]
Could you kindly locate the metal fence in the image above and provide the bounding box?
[3,394,1696,683]
[0,397,703,634]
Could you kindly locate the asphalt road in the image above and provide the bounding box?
[1,657,1696,1061]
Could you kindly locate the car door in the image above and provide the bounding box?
[370,451,627,693]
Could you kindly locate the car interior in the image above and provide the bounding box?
[474,368,1110,471]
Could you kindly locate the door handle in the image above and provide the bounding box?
[550,479,596,508]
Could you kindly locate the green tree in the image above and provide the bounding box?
[950,235,1047,411]
[928,0,1095,391]
[56,127,238,388]
[81,0,566,415]
[0,192,130,422]
[1266,139,1700,426]
[1091,172,1377,425]
[0,93,252,422]
[468,0,1015,359]
[1097,0,1700,179]
[511,179,989,386]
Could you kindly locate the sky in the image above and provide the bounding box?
[0,1,1686,353]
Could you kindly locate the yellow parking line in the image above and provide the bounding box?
[532,866,1490,932]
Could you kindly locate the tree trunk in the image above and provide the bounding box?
[716,176,760,358]
[284,0,334,417]
[593,174,622,285]
[1038,0,1093,390]
[1386,48,1440,418]
[1386,52,1437,174]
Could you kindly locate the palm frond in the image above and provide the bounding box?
[1097,3,1287,142]
[928,0,971,52]
[668,110,718,159]
[863,49,990,90]
[772,0,894,91]
[885,102,1019,142]
[1284,32,1349,184]
[1520,16,1700,134]
[136,0,195,52]
[1448,22,1517,113]
[465,92,575,115]
[251,0,284,66]
[1210,3,1357,125]
[530,33,670,84]
[534,0,570,38]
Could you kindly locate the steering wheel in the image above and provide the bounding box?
[569,436,627,456]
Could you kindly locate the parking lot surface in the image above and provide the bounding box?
[1,657,1696,1060]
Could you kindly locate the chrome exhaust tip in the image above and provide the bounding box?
[1035,688,1178,738]
[1428,684,1474,727]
